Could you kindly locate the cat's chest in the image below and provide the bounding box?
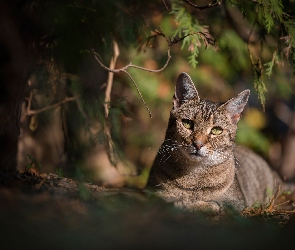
[155,157,236,199]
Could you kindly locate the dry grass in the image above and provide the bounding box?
[241,185,295,224]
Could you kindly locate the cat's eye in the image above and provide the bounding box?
[182,119,194,130]
[211,126,223,135]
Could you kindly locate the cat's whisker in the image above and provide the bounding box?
[162,154,171,163]
[159,152,168,163]
[148,72,285,216]
[234,156,242,167]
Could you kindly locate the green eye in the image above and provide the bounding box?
[182,119,194,130]
[211,126,223,135]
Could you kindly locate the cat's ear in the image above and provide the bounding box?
[223,90,250,124]
[173,72,200,109]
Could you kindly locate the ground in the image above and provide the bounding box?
[1,171,295,249]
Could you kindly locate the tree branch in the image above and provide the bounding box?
[122,70,152,118]
[93,28,216,118]
[162,0,170,11]
[93,48,171,74]
[247,12,267,110]
[92,33,174,119]
[93,46,172,119]
[281,36,292,58]
[104,40,120,118]
[183,0,224,10]
[102,40,121,166]
[247,0,295,19]
[283,12,295,19]
[21,93,80,123]
[28,96,79,115]
[145,29,216,49]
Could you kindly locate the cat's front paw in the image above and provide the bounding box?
[190,201,223,215]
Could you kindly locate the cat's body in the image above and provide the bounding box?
[147,72,290,213]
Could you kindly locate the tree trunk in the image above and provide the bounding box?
[0,1,29,172]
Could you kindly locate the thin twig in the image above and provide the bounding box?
[283,12,295,19]
[122,70,152,118]
[274,200,291,208]
[93,28,215,118]
[246,12,257,55]
[69,4,96,12]
[104,40,120,118]
[93,40,172,118]
[21,90,34,123]
[162,0,169,11]
[280,35,292,58]
[93,48,171,74]
[183,0,224,10]
[92,27,217,118]
[103,40,121,166]
[145,29,216,48]
[104,120,117,166]
[27,91,33,114]
[21,93,80,123]
[94,30,213,74]
[246,10,266,110]
[27,96,79,116]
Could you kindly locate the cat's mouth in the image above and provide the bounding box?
[191,152,207,157]
[190,147,208,157]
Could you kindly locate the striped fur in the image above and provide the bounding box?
[147,73,290,214]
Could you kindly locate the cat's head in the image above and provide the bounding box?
[168,72,249,166]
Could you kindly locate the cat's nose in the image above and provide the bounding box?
[193,140,204,150]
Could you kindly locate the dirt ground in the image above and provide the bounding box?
[1,171,295,249]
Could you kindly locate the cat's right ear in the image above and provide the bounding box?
[173,72,200,109]
[223,90,250,124]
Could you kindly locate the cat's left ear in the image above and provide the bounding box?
[173,72,200,109]
[223,90,250,124]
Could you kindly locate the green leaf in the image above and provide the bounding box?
[250,55,267,109]
[257,0,283,33]
[171,2,203,67]
[264,51,278,78]
[27,154,33,161]
[283,19,295,75]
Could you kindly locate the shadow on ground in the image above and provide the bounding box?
[1,172,295,249]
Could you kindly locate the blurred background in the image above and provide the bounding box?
[12,0,295,186]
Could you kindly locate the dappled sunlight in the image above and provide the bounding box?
[1,1,295,248]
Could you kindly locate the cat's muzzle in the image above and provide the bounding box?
[190,145,208,157]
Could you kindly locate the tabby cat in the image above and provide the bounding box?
[147,72,290,214]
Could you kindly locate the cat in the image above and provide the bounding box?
[147,72,292,214]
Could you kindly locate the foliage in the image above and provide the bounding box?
[250,56,267,109]
[257,0,284,33]
[264,51,279,77]
[283,18,295,75]
[13,0,295,181]
[19,0,153,175]
[171,2,204,68]
[169,0,295,107]
[26,154,42,170]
